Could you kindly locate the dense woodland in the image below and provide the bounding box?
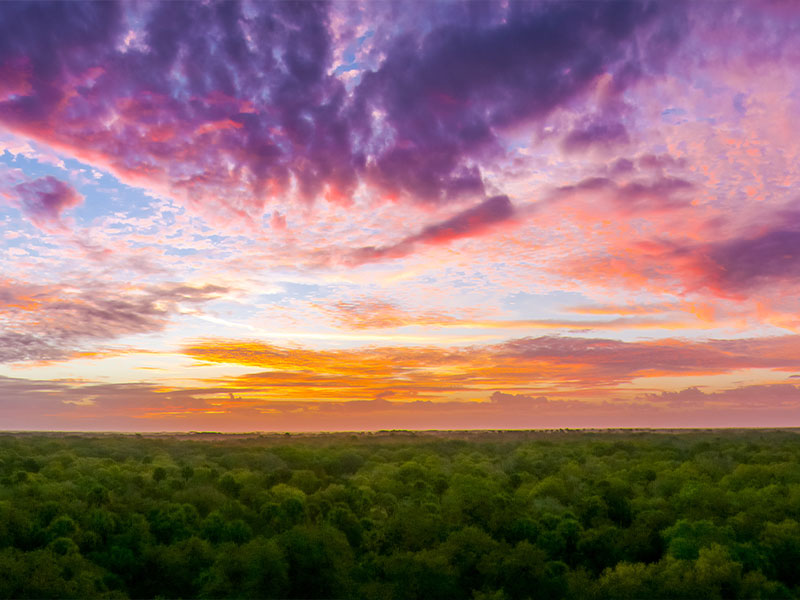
[1,430,799,599]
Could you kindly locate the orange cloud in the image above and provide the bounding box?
[181,334,800,405]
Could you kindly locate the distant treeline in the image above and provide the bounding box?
[0,430,799,599]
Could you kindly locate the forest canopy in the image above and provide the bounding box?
[0,430,799,599]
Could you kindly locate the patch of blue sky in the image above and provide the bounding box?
[0,204,23,224]
[0,150,162,231]
[259,281,325,302]
[333,63,367,77]
[0,215,53,253]
[503,290,593,320]
[333,29,374,89]
[192,233,232,246]
[498,133,538,154]
[446,270,494,295]
[164,247,199,257]
[0,231,47,252]
[84,182,158,217]
[2,151,112,206]
[1,147,65,181]
[342,30,374,64]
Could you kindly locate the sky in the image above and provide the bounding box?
[2,0,800,431]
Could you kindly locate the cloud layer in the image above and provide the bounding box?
[0,2,686,218]
[2,1,800,429]
[181,334,800,401]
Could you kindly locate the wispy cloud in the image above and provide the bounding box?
[321,297,697,331]
[0,280,228,363]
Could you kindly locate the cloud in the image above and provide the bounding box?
[270,211,287,231]
[4,371,800,431]
[0,280,228,363]
[490,391,549,409]
[572,218,800,300]
[0,332,75,364]
[0,1,689,222]
[641,384,800,410]
[322,298,457,330]
[552,175,695,216]
[12,176,83,228]
[0,375,182,430]
[410,195,515,244]
[636,153,688,172]
[179,334,800,406]
[348,195,515,264]
[321,297,697,331]
[353,1,685,204]
[561,119,629,154]
[0,2,356,221]
[0,373,605,431]
[703,228,800,296]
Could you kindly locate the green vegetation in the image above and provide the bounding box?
[1,429,799,599]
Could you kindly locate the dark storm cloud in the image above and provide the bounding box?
[352,1,686,203]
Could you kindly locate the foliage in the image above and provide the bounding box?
[0,430,798,598]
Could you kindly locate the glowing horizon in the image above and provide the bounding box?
[3,0,800,431]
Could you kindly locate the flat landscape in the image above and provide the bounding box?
[1,430,798,599]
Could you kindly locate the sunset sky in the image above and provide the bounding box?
[2,0,800,431]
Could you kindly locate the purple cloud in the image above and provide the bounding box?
[410,194,514,244]
[493,335,800,382]
[608,218,800,297]
[0,1,689,219]
[349,194,514,264]
[704,228,800,294]
[352,1,686,203]
[642,384,800,410]
[0,1,357,217]
[561,119,629,154]
[552,174,694,215]
[12,176,83,228]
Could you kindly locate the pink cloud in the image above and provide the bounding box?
[348,195,515,264]
[4,374,800,431]
[551,174,695,217]
[270,211,287,231]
